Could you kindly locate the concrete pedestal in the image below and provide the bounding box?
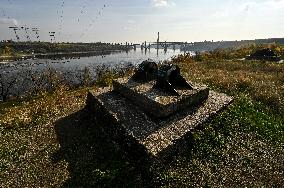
[86,86,233,160]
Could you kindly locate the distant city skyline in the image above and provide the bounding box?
[1,0,284,43]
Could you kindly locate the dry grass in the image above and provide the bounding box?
[155,56,284,187]
[0,86,153,187]
[0,86,87,129]
[0,57,284,187]
[172,56,284,115]
[0,86,151,187]
[0,87,87,187]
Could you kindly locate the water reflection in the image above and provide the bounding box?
[1,48,185,71]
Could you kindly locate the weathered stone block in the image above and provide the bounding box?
[113,78,209,118]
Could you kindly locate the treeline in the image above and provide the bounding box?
[0,41,129,56]
[181,38,284,52]
[181,43,284,61]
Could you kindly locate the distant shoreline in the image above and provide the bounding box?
[0,50,124,62]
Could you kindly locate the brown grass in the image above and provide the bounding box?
[0,56,283,187]
[172,56,284,114]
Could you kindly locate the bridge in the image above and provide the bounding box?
[123,33,192,52]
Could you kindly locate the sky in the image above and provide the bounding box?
[0,0,284,43]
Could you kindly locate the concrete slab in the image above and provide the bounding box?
[86,86,233,159]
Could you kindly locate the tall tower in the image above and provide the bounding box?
[157,32,160,50]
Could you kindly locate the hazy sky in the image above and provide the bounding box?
[1,0,284,43]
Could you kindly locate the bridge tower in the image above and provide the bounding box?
[157,32,160,50]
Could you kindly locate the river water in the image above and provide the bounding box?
[0,48,188,100]
[0,48,187,73]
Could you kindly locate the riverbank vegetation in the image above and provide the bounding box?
[0,47,283,187]
[193,43,284,61]
[0,63,134,102]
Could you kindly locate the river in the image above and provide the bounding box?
[0,48,189,100]
[0,48,187,72]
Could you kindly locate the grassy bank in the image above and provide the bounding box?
[0,52,31,62]
[0,57,283,187]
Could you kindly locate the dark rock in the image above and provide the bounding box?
[247,48,281,61]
